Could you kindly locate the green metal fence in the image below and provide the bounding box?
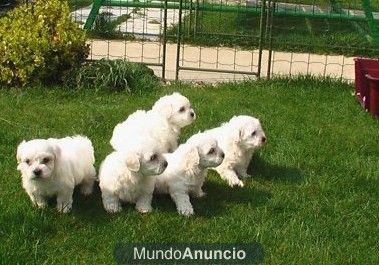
[2,0,378,81]
[264,0,379,79]
[173,0,268,80]
[69,0,379,81]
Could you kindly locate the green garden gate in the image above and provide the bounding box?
[80,0,379,81]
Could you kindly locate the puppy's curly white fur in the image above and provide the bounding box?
[155,134,224,216]
[205,115,266,187]
[99,141,168,214]
[16,136,96,213]
[110,92,196,153]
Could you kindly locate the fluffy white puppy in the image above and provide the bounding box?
[99,140,168,214]
[206,115,266,188]
[16,136,96,213]
[110,92,196,153]
[155,134,224,216]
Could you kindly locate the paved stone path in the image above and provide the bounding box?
[88,39,355,82]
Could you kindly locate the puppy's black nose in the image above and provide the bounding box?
[163,161,168,168]
[190,112,195,118]
[262,136,267,143]
[221,152,225,158]
[33,169,42,176]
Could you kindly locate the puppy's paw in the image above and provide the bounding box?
[80,184,93,196]
[228,179,244,188]
[104,202,122,213]
[193,190,206,198]
[177,206,194,216]
[136,205,152,214]
[35,201,47,209]
[57,202,72,213]
[239,172,251,179]
[31,195,47,208]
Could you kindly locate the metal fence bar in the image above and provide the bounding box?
[162,0,168,81]
[257,0,266,78]
[362,0,379,47]
[175,0,184,80]
[84,0,104,29]
[266,0,274,79]
[179,67,258,75]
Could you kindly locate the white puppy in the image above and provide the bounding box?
[110,92,196,153]
[155,134,224,216]
[99,141,168,214]
[16,136,96,213]
[206,115,266,187]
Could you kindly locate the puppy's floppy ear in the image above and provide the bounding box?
[152,96,173,119]
[48,140,61,161]
[16,140,26,163]
[125,153,140,172]
[16,141,27,172]
[155,102,173,119]
[232,129,243,144]
[184,147,200,170]
[160,103,173,119]
[52,144,61,161]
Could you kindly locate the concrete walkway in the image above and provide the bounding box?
[88,39,355,82]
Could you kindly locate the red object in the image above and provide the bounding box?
[354,58,379,110]
[366,73,379,117]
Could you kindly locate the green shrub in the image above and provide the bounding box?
[91,12,119,39]
[64,59,160,92]
[88,12,132,40]
[0,0,89,87]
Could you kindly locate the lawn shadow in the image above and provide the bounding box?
[72,181,154,222]
[247,154,304,184]
[153,181,271,218]
[152,193,178,214]
[71,151,302,220]
[197,181,272,218]
[71,181,112,223]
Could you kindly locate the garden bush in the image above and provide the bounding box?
[88,11,132,40]
[0,0,89,87]
[64,59,160,92]
[89,12,121,39]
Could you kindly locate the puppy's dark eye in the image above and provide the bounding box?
[42,157,50,164]
[150,154,158,161]
[208,148,215,154]
[25,159,30,165]
[251,131,256,137]
[179,107,185,112]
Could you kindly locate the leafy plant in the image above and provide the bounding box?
[64,59,160,92]
[0,0,89,87]
[88,12,132,39]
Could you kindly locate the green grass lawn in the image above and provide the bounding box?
[1,77,378,264]
[168,11,378,57]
